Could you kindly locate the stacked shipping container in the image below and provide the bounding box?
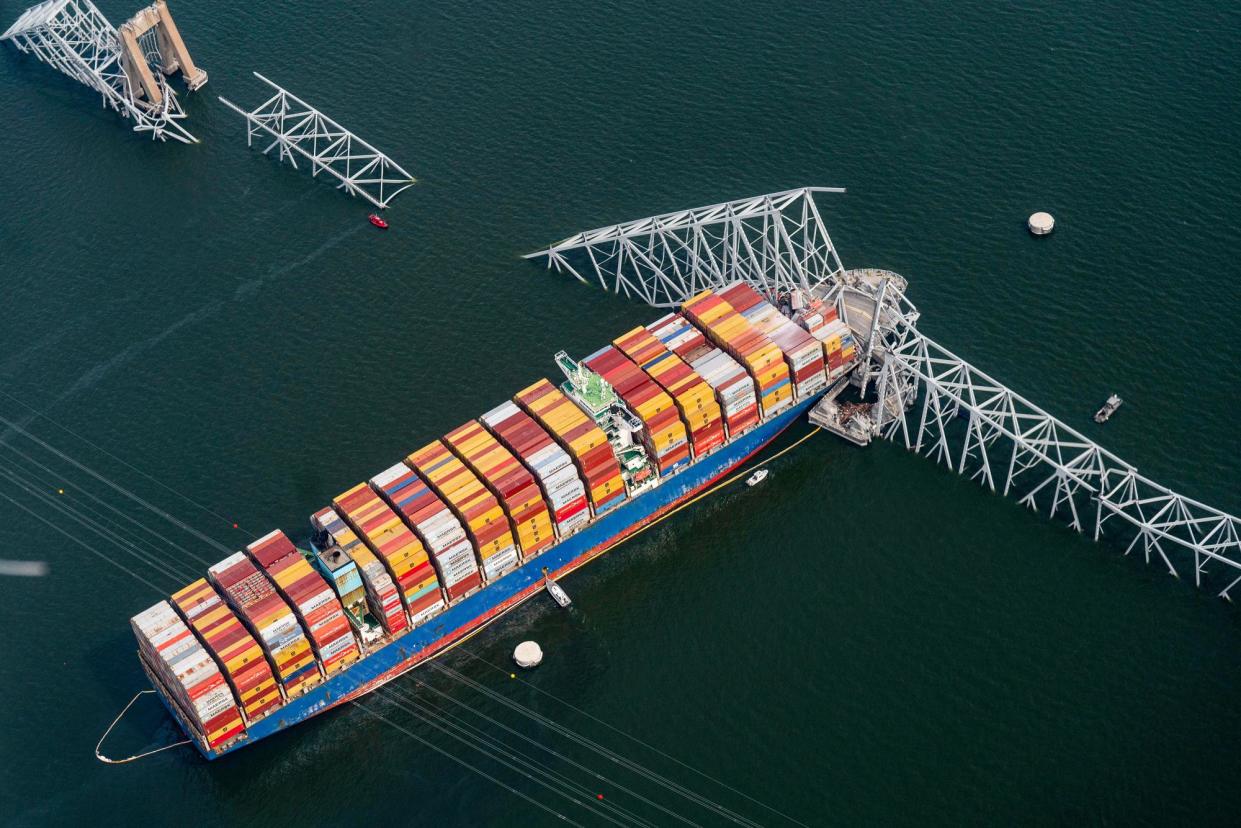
[648,313,759,436]
[612,325,726,457]
[130,601,246,748]
[170,579,282,723]
[331,484,446,627]
[311,507,407,635]
[515,379,626,514]
[682,290,794,419]
[719,282,828,399]
[207,552,321,697]
[245,530,360,677]
[792,296,858,379]
[443,420,556,558]
[371,462,482,601]
[407,441,521,582]
[582,346,691,476]
[482,401,591,536]
[311,545,368,629]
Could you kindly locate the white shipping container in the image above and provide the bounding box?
[436,562,475,588]
[482,547,521,580]
[147,617,191,649]
[408,602,442,628]
[545,474,586,498]
[481,400,523,427]
[131,601,177,631]
[295,589,335,618]
[181,593,219,621]
[555,508,591,535]
[370,462,408,488]
[319,632,355,657]
[529,444,572,475]
[542,464,582,490]
[207,551,248,577]
[257,613,300,645]
[192,686,236,719]
[169,649,218,687]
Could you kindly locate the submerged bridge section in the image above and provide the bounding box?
[526,188,1241,600]
[2,0,205,143]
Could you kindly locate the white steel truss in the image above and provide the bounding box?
[524,187,848,307]
[219,73,416,209]
[533,187,1241,600]
[866,282,1241,598]
[2,0,196,143]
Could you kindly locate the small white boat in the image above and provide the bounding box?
[746,469,768,487]
[544,575,571,608]
[1094,393,1123,424]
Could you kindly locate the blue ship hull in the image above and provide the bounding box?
[152,391,821,759]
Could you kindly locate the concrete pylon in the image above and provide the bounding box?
[117,0,207,106]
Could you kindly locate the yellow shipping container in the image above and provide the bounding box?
[240,676,276,703]
[244,687,281,716]
[223,644,265,675]
[207,718,243,745]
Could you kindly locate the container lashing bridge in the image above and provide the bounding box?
[525,188,1241,600]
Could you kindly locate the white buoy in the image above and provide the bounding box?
[513,641,544,668]
[1028,211,1055,236]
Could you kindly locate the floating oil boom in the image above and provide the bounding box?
[526,187,1241,600]
[2,0,205,142]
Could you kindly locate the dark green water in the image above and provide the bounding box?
[2,1,1240,824]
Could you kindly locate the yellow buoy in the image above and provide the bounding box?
[58,489,64,495]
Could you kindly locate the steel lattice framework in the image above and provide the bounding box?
[2,0,195,143]
[219,73,416,209]
[529,188,1241,600]
[868,290,1241,598]
[524,187,847,307]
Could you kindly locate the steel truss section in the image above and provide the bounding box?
[2,0,195,143]
[219,73,416,209]
[872,311,1241,599]
[524,187,848,307]
[528,186,1241,600]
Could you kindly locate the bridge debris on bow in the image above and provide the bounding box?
[219,73,416,209]
[526,187,1241,600]
[2,0,206,143]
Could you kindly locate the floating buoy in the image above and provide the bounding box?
[1028,211,1055,236]
[597,794,605,801]
[57,489,64,495]
[513,640,543,668]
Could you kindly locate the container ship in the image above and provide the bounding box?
[129,283,858,759]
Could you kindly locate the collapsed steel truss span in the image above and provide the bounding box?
[529,187,1241,600]
[524,187,847,307]
[219,73,416,209]
[869,299,1241,598]
[2,0,199,143]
